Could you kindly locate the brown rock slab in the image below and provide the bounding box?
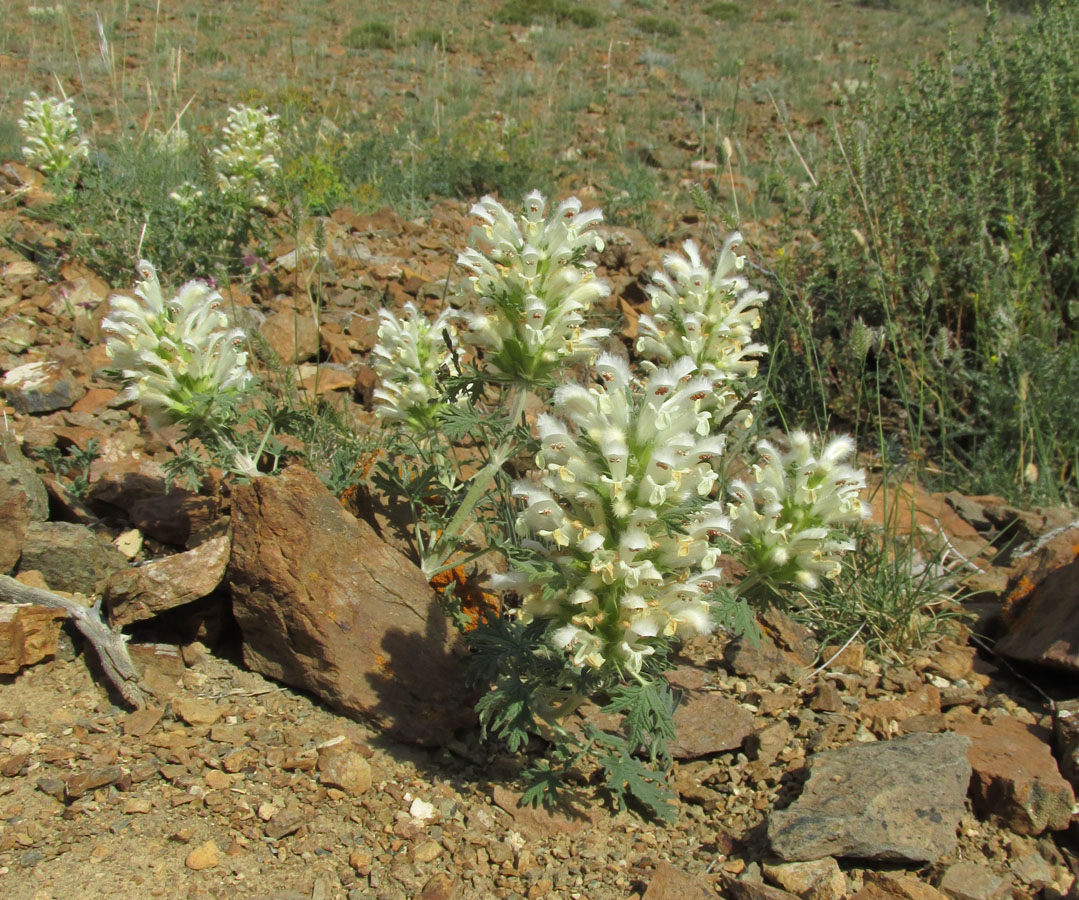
[0,604,66,674]
[852,872,950,900]
[763,858,846,900]
[725,881,801,900]
[88,456,219,547]
[418,873,456,900]
[65,765,123,799]
[491,786,602,842]
[228,466,475,746]
[172,697,224,727]
[259,311,319,364]
[0,476,31,574]
[860,685,941,725]
[937,861,1011,900]
[951,713,1074,834]
[996,528,1079,670]
[2,359,85,413]
[767,732,971,863]
[122,706,164,737]
[105,534,230,626]
[642,861,713,900]
[17,522,128,595]
[724,608,817,683]
[1053,699,1079,790]
[671,691,755,759]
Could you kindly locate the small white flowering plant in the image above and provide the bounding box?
[371,190,869,818]
[102,260,276,484]
[18,91,90,178]
[211,104,281,208]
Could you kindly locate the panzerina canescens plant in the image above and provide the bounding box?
[494,353,732,676]
[372,301,459,433]
[729,431,870,596]
[18,92,89,176]
[102,261,258,476]
[455,190,612,383]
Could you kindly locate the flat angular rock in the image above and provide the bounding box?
[996,528,1079,671]
[491,786,601,841]
[937,861,1011,900]
[724,607,817,683]
[642,861,714,900]
[1053,699,1079,790]
[259,311,319,364]
[763,858,846,900]
[852,872,950,900]
[767,732,971,863]
[671,691,755,759]
[0,604,67,674]
[228,466,475,746]
[88,456,220,547]
[105,534,230,626]
[951,713,1074,834]
[18,521,128,594]
[2,360,85,413]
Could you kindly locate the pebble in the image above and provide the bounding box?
[185,840,220,870]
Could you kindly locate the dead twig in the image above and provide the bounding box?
[0,574,145,709]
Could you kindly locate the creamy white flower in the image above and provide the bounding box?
[507,353,732,675]
[455,191,611,382]
[372,301,458,432]
[212,105,280,206]
[728,431,869,591]
[102,260,253,429]
[18,92,89,176]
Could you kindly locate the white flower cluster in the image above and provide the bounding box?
[18,92,89,176]
[728,432,869,591]
[456,191,611,382]
[212,105,280,206]
[151,125,191,157]
[372,301,458,431]
[637,234,767,380]
[495,353,731,675]
[102,260,253,429]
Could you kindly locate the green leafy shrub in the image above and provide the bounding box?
[495,0,603,28]
[766,0,1079,503]
[636,15,681,36]
[704,1,746,21]
[346,21,395,50]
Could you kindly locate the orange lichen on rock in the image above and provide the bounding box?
[429,564,500,631]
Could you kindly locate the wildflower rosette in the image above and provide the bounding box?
[728,432,869,595]
[637,236,767,429]
[212,105,281,206]
[456,191,611,383]
[372,301,458,433]
[495,353,732,676]
[18,92,89,177]
[102,260,253,432]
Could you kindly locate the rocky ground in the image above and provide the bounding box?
[3,156,1079,900]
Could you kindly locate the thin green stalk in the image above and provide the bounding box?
[422,386,528,577]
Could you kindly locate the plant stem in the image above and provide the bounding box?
[422,386,528,578]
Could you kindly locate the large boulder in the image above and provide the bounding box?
[228,466,475,746]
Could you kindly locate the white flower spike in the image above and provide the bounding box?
[456,191,611,383]
[102,261,253,430]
